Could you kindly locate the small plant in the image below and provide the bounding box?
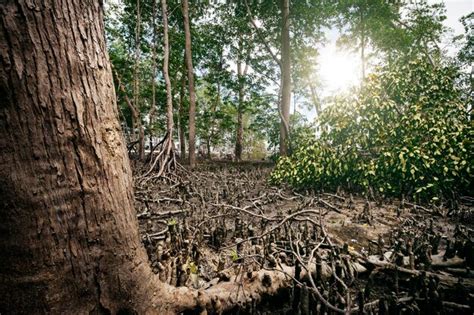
[167,218,177,226]
[230,249,239,262]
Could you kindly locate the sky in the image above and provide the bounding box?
[308,0,473,120]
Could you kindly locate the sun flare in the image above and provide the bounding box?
[319,47,361,95]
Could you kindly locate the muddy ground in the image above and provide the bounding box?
[133,161,474,314]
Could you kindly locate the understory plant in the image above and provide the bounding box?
[272,59,473,202]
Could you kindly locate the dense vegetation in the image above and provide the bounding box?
[105,1,472,203]
[272,59,473,201]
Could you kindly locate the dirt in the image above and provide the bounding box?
[134,161,474,314]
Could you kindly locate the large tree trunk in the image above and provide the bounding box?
[0,1,199,313]
[182,0,197,168]
[279,0,291,157]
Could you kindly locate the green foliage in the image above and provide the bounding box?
[167,218,177,226]
[456,12,474,65]
[230,249,239,262]
[272,59,473,201]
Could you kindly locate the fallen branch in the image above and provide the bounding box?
[363,255,474,291]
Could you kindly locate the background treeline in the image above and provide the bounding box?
[105,0,473,200]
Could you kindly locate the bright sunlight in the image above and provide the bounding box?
[319,46,361,95]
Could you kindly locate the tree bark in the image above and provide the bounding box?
[206,137,212,159]
[235,37,245,162]
[133,0,145,160]
[208,49,223,160]
[112,67,141,147]
[149,0,158,143]
[235,103,243,161]
[279,0,291,157]
[162,0,173,136]
[181,0,197,168]
[0,1,199,313]
[178,71,187,160]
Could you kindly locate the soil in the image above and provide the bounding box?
[134,161,474,314]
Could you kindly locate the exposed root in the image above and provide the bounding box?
[142,132,177,179]
[134,162,474,314]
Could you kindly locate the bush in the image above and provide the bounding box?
[271,59,473,202]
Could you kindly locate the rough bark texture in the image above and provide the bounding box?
[0,1,199,313]
[182,0,197,168]
[279,0,291,157]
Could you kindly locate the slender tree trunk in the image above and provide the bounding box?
[149,0,158,146]
[113,67,141,147]
[279,0,291,156]
[235,38,244,162]
[235,103,243,161]
[182,0,197,168]
[179,72,187,160]
[133,0,145,160]
[293,93,297,115]
[162,0,173,137]
[208,49,223,160]
[206,137,211,159]
[309,82,321,117]
[0,1,201,313]
[143,0,176,177]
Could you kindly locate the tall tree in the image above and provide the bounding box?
[149,0,158,142]
[279,0,291,156]
[336,0,399,79]
[235,38,245,161]
[178,68,187,159]
[133,0,145,160]
[244,0,291,156]
[145,0,176,176]
[161,0,174,166]
[234,31,252,161]
[182,0,197,168]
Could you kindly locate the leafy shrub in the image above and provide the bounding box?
[271,59,473,201]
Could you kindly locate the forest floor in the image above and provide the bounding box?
[133,161,474,314]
